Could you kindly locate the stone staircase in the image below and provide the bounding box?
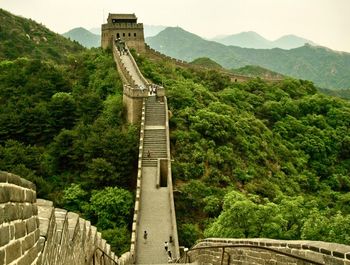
[142,96,167,167]
[145,96,166,126]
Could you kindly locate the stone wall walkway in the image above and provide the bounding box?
[118,49,178,263]
[120,54,144,87]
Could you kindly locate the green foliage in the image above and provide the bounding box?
[231,65,284,79]
[0,8,83,63]
[62,183,88,213]
[102,226,131,255]
[136,51,350,246]
[178,223,203,248]
[190,57,223,70]
[89,187,133,229]
[0,13,136,253]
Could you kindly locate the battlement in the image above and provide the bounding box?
[102,23,144,30]
[0,171,131,265]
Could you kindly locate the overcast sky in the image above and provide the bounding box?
[1,0,350,52]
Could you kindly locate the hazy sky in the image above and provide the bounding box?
[1,0,350,52]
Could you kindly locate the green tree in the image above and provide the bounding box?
[89,187,133,229]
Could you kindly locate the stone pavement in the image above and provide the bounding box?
[136,167,176,264]
[118,48,178,264]
[120,54,144,87]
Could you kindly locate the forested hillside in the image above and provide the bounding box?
[135,51,350,247]
[146,27,350,90]
[0,9,137,255]
[2,7,350,254]
[0,8,83,63]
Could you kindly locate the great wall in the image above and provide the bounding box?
[1,13,350,265]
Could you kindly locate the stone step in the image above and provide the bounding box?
[143,139,166,143]
[142,144,166,148]
[143,144,166,148]
[142,159,158,167]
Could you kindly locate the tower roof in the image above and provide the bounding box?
[107,13,137,24]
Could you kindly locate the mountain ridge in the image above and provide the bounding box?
[146,27,350,89]
[0,8,83,63]
[212,31,316,49]
[63,27,100,48]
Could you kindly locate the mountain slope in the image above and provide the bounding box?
[231,65,285,79]
[0,8,83,63]
[213,31,315,50]
[272,34,316,49]
[63,27,100,48]
[144,25,167,37]
[213,31,273,49]
[146,27,350,89]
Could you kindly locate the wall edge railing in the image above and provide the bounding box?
[130,98,146,262]
[164,96,180,259]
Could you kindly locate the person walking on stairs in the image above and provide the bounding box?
[164,241,169,252]
[143,230,148,243]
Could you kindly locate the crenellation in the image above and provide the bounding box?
[1,173,123,265]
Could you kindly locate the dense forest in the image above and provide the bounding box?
[134,51,350,247]
[1,7,350,255]
[0,8,138,254]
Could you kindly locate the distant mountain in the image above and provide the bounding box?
[146,27,350,89]
[212,31,315,50]
[212,31,273,49]
[0,8,83,63]
[63,27,100,48]
[144,25,167,38]
[89,27,101,35]
[272,34,316,49]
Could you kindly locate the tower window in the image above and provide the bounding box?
[117,33,120,38]
[134,33,136,37]
[123,33,125,37]
[128,33,131,37]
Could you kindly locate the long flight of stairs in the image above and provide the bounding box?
[145,96,166,126]
[142,96,167,167]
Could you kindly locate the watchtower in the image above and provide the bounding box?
[101,13,145,52]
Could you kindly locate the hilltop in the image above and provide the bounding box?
[231,65,285,79]
[63,27,100,48]
[146,27,350,90]
[212,31,315,49]
[190,57,223,70]
[0,8,83,63]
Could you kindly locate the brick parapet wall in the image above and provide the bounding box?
[36,199,119,265]
[129,99,146,261]
[0,171,41,265]
[164,96,180,259]
[0,171,133,265]
[184,238,350,265]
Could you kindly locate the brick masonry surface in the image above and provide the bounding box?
[0,171,133,265]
